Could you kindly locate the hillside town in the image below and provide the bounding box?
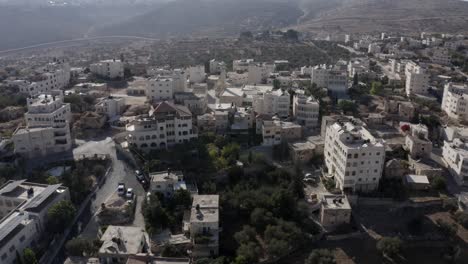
[0,30,467,264]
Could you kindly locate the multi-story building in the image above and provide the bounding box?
[327,68,348,95]
[174,92,207,116]
[0,180,70,264]
[247,63,275,85]
[348,58,370,78]
[190,195,219,257]
[431,47,451,65]
[187,65,206,84]
[442,83,468,121]
[146,77,174,102]
[18,62,71,95]
[262,117,302,146]
[404,124,433,159]
[324,121,386,192]
[311,65,329,88]
[405,61,429,96]
[293,91,320,133]
[320,195,352,230]
[368,43,381,54]
[172,69,188,93]
[149,170,186,198]
[95,96,125,119]
[90,59,124,79]
[289,136,325,165]
[197,113,216,133]
[442,138,468,186]
[126,101,197,151]
[253,89,290,118]
[233,59,254,72]
[13,93,72,158]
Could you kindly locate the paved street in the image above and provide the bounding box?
[74,137,146,238]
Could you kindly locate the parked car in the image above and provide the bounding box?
[117,183,126,196]
[135,170,145,182]
[126,188,134,199]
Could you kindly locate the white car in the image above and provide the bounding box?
[117,184,126,196]
[126,188,134,199]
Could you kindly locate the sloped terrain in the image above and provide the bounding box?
[297,0,468,34]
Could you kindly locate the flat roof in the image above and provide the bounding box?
[99,226,146,255]
[405,175,430,184]
[322,195,351,210]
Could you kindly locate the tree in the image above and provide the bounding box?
[436,219,458,240]
[46,176,59,185]
[337,100,358,115]
[240,31,253,39]
[65,238,100,256]
[377,237,402,257]
[250,208,276,233]
[234,225,257,244]
[171,189,192,209]
[305,249,336,264]
[48,200,76,234]
[370,81,383,96]
[236,242,261,263]
[284,29,299,41]
[273,79,281,90]
[455,211,468,228]
[353,73,359,86]
[431,176,446,191]
[23,248,38,264]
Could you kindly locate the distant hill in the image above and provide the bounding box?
[296,0,468,34]
[92,0,303,38]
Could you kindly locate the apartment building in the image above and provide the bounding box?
[197,113,216,133]
[368,43,381,54]
[187,65,206,83]
[174,92,207,116]
[149,170,186,198]
[442,138,468,186]
[147,77,174,102]
[253,89,290,118]
[172,69,188,93]
[190,195,219,257]
[262,117,302,146]
[348,58,370,78]
[95,97,125,119]
[0,180,70,264]
[247,63,275,85]
[289,136,325,165]
[324,121,386,192]
[293,91,320,133]
[311,65,329,88]
[18,62,71,95]
[405,61,429,96]
[431,47,451,65]
[233,59,254,72]
[126,101,197,151]
[90,59,124,79]
[404,124,433,159]
[442,83,468,121]
[13,93,72,158]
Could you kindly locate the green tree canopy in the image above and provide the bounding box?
[305,249,336,264]
[377,237,402,257]
[48,200,76,234]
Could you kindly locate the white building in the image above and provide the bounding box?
[149,170,186,198]
[172,69,188,93]
[327,68,348,95]
[431,47,451,66]
[311,65,329,88]
[147,77,174,102]
[18,62,71,95]
[13,93,72,158]
[253,89,290,118]
[262,117,302,146]
[174,92,207,116]
[442,138,468,186]
[126,101,197,151]
[95,96,126,119]
[293,91,320,133]
[368,43,381,54]
[348,58,370,78]
[90,60,124,79]
[324,121,386,192]
[233,59,254,72]
[190,195,219,257]
[300,66,313,76]
[442,83,468,122]
[405,61,429,96]
[247,63,275,85]
[187,65,206,84]
[320,195,352,229]
[0,180,70,264]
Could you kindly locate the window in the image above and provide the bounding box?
[19,235,25,242]
[9,245,15,253]
[376,152,381,155]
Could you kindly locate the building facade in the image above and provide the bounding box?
[90,60,124,79]
[293,91,320,134]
